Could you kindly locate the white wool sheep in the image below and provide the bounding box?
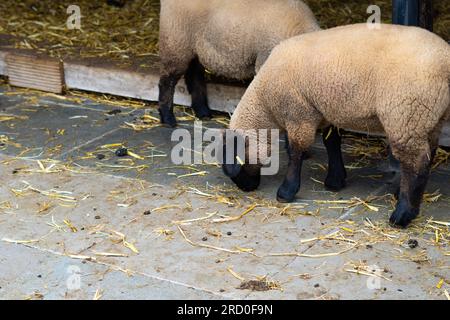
[222,23,450,227]
[158,0,320,127]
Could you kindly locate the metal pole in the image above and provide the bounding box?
[392,0,420,26]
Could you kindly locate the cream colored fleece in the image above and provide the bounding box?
[231,24,450,172]
[159,0,320,79]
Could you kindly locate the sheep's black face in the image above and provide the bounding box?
[220,133,261,192]
[223,163,261,192]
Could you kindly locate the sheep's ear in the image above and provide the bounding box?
[223,163,242,178]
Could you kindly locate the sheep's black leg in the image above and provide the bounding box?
[283,133,289,151]
[277,142,304,203]
[158,73,182,127]
[323,126,346,191]
[387,146,401,173]
[389,148,436,228]
[185,58,212,119]
[392,183,401,200]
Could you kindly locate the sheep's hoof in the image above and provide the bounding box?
[276,187,297,203]
[324,175,346,192]
[158,109,177,128]
[193,106,213,120]
[389,201,419,228]
[276,195,293,203]
[161,122,177,128]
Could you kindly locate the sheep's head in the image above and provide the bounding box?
[222,161,261,192]
[220,130,261,192]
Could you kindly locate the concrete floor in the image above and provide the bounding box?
[0,85,448,300]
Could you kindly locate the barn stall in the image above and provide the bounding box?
[0,0,449,300]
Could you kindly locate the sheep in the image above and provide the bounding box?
[158,0,320,127]
[222,23,450,227]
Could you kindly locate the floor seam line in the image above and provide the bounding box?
[2,241,232,299]
[56,127,121,160]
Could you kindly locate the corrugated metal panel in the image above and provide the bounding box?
[5,54,64,93]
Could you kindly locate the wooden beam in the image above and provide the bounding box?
[63,60,245,114]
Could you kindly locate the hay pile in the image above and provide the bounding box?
[0,0,160,60]
[0,0,448,63]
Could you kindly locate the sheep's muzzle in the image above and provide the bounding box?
[222,164,261,192]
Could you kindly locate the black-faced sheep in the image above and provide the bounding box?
[222,24,450,227]
[158,0,320,127]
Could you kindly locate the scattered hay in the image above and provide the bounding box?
[154,228,175,240]
[92,251,128,258]
[314,196,383,212]
[0,134,22,149]
[0,114,29,122]
[396,249,430,263]
[63,219,78,232]
[24,291,44,300]
[433,148,450,169]
[444,289,450,300]
[93,289,104,300]
[342,134,387,161]
[268,244,357,259]
[423,190,442,203]
[278,204,317,220]
[69,90,149,109]
[11,180,77,204]
[124,114,161,131]
[177,225,246,255]
[344,261,392,282]
[212,204,257,223]
[185,187,236,206]
[227,266,246,281]
[2,237,41,244]
[172,211,218,225]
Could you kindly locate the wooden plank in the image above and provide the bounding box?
[64,61,245,114]
[5,53,64,93]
